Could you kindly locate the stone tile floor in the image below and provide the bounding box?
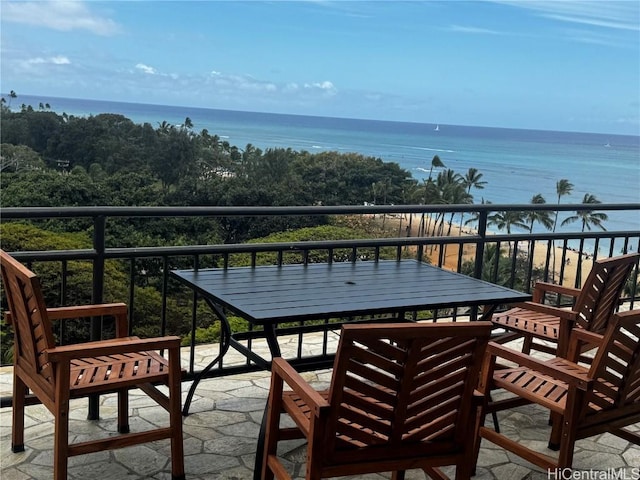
[1,335,639,479]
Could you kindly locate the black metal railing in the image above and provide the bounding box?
[1,203,639,410]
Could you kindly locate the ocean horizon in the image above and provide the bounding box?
[9,94,640,235]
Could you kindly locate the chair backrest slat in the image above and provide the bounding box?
[585,311,640,416]
[574,253,639,333]
[324,322,492,461]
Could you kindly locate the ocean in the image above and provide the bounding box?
[12,94,640,234]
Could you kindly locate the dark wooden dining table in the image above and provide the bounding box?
[171,259,531,415]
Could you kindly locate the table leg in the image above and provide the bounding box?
[479,304,498,321]
[182,299,232,416]
[263,323,281,358]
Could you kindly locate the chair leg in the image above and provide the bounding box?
[548,412,563,450]
[168,349,185,480]
[391,470,406,480]
[11,373,26,452]
[260,375,285,480]
[53,399,70,480]
[556,394,581,468]
[557,423,577,468]
[117,388,130,434]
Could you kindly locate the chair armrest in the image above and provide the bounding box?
[533,282,580,303]
[4,303,129,333]
[486,342,592,390]
[45,336,181,362]
[511,301,578,321]
[272,357,330,416]
[566,329,604,362]
[46,303,128,320]
[46,303,129,337]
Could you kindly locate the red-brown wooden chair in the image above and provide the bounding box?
[477,309,640,470]
[1,250,185,480]
[492,252,639,358]
[259,321,493,480]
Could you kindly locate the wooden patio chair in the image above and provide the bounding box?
[492,252,639,358]
[259,321,493,480]
[0,250,185,480]
[477,309,640,471]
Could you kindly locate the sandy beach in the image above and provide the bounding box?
[382,212,593,288]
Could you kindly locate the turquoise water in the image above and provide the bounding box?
[14,94,640,233]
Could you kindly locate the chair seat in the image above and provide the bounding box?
[492,358,587,413]
[492,307,561,341]
[69,340,171,395]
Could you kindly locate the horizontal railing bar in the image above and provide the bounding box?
[2,203,639,219]
[6,232,638,263]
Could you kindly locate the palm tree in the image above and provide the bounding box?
[552,179,574,281]
[553,179,574,232]
[432,169,461,237]
[8,90,17,107]
[427,155,445,181]
[561,193,607,286]
[524,193,554,261]
[419,155,446,236]
[157,120,171,134]
[525,194,554,233]
[561,193,608,232]
[488,210,528,257]
[459,168,486,234]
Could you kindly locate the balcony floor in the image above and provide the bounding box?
[1,337,640,480]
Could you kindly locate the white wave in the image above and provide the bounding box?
[410,146,455,153]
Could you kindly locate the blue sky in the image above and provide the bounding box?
[1,0,639,135]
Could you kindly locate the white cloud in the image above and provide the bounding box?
[51,56,71,65]
[136,63,157,75]
[491,0,639,32]
[448,24,503,35]
[304,81,337,94]
[544,13,639,32]
[26,56,71,66]
[2,1,121,36]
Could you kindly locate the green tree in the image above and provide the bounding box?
[561,193,608,232]
[458,167,486,235]
[426,154,445,181]
[418,155,446,236]
[525,194,554,233]
[488,210,528,256]
[0,144,45,172]
[552,179,574,280]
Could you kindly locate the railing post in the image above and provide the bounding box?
[474,210,488,280]
[88,215,106,420]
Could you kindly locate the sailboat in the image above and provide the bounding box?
[434,124,440,132]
